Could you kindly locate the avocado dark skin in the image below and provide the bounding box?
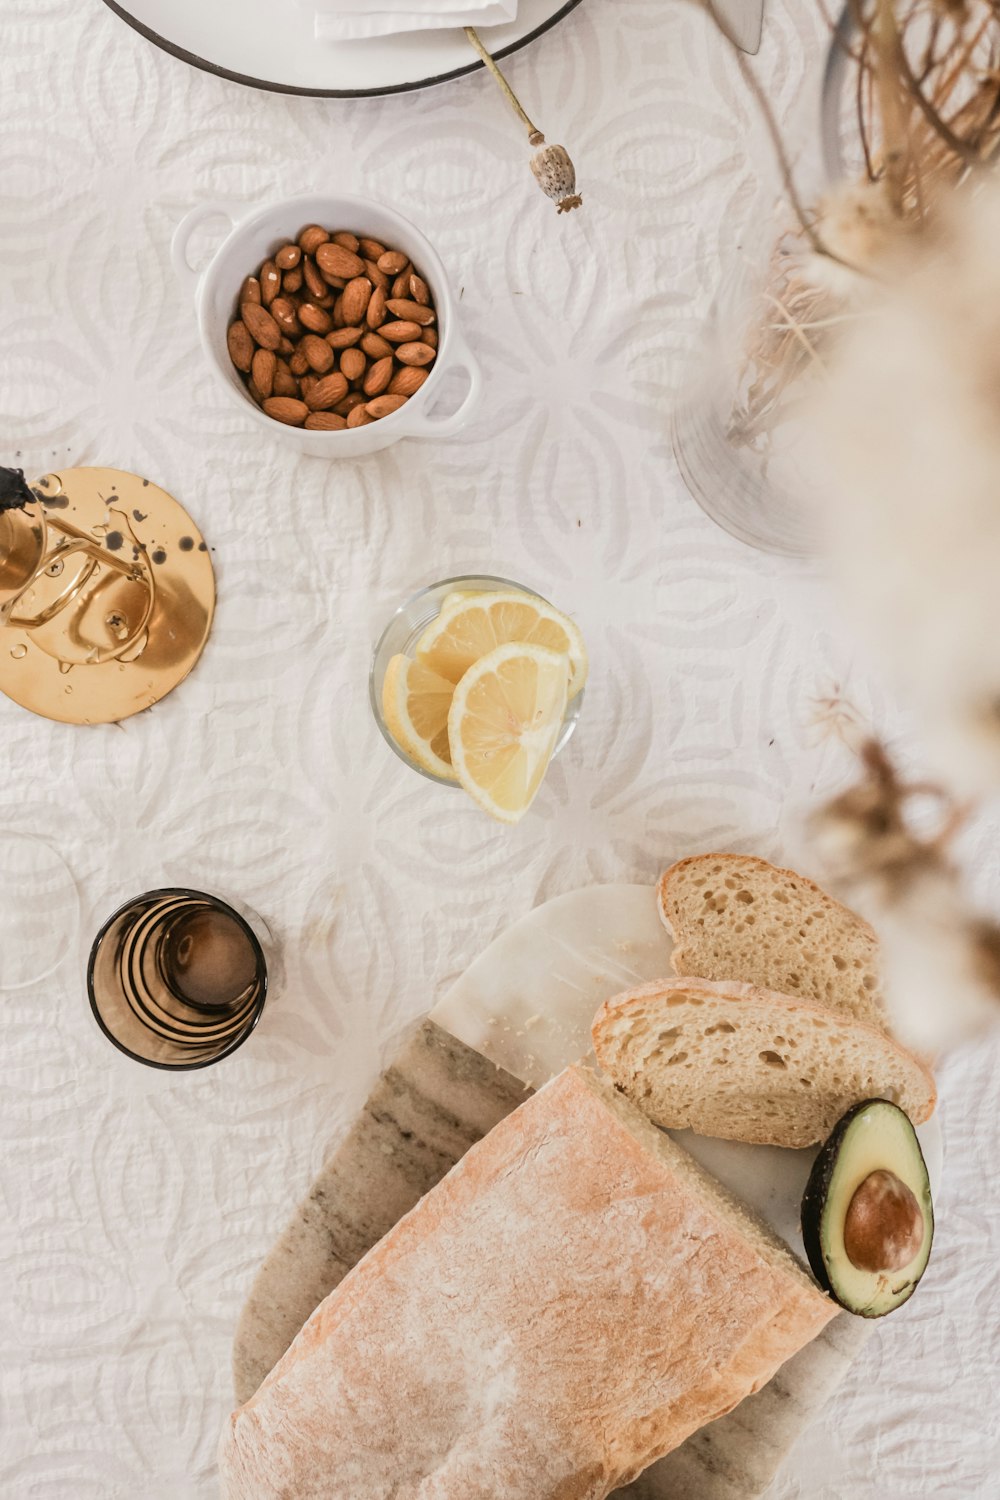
[801,1097,934,1318]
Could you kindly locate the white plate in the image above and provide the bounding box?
[102,0,584,97]
[432,883,944,1254]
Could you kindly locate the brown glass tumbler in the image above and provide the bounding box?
[87,888,268,1069]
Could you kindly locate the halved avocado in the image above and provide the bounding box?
[801,1098,934,1318]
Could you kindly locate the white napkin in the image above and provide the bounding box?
[305,0,518,42]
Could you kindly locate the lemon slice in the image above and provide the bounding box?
[381,654,457,780]
[416,590,587,699]
[448,643,569,824]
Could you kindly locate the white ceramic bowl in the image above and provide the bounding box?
[171,193,482,458]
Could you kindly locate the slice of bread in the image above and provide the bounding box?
[592,978,936,1148]
[658,854,886,1031]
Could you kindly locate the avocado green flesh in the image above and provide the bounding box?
[802,1099,934,1318]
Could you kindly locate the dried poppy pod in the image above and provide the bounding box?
[465,27,582,215]
[529,137,582,215]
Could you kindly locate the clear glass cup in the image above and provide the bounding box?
[369,574,584,786]
[670,247,824,559]
[87,888,268,1070]
[672,36,840,560]
[0,833,81,990]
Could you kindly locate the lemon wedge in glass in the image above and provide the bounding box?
[416,590,587,699]
[447,643,569,824]
[381,654,457,781]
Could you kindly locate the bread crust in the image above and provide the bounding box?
[219,1067,835,1499]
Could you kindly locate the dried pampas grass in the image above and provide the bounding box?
[809,184,1000,796]
[811,741,1000,1053]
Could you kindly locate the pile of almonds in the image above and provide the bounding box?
[226,226,438,432]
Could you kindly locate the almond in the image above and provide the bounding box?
[304,372,350,410]
[409,273,430,306]
[391,271,411,299]
[251,348,276,397]
[377,250,408,276]
[366,286,387,330]
[246,379,266,406]
[227,320,254,372]
[361,331,393,360]
[299,225,329,255]
[303,256,327,300]
[347,404,374,428]
[289,349,310,376]
[359,237,387,261]
[326,325,364,350]
[363,356,394,396]
[273,360,298,397]
[316,242,365,281]
[263,397,308,426]
[422,328,438,350]
[300,373,318,398]
[276,244,301,270]
[340,347,366,383]
[365,260,390,292]
[386,298,435,326]
[240,275,262,306]
[282,266,303,294]
[396,341,436,367]
[270,297,300,335]
[277,335,296,357]
[342,276,372,325]
[366,394,408,419]
[332,231,360,253]
[305,411,348,431]
[301,334,335,373]
[336,392,367,416]
[387,364,429,397]
[380,320,423,344]
[299,302,333,335]
[241,302,281,351]
[260,261,281,306]
[332,294,346,328]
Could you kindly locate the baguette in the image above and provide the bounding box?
[592,977,936,1148]
[220,1066,835,1499]
[658,854,886,1030]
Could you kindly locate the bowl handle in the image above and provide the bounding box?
[170,202,244,288]
[394,332,482,440]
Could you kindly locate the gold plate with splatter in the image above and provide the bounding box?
[0,467,215,725]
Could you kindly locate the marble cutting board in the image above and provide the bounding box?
[232,885,940,1499]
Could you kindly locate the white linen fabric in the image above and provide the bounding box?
[308,0,517,43]
[0,2,997,1498]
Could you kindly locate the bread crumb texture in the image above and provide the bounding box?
[659,855,886,1030]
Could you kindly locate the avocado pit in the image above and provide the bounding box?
[843,1169,924,1273]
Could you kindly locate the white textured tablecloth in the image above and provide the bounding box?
[1,1,998,1496]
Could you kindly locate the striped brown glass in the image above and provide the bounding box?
[87,888,267,1069]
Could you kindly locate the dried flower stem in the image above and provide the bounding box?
[465,26,582,213]
[732,49,830,256]
[465,27,543,143]
[732,0,1000,447]
[871,0,911,214]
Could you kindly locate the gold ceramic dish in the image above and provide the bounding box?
[0,467,215,725]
